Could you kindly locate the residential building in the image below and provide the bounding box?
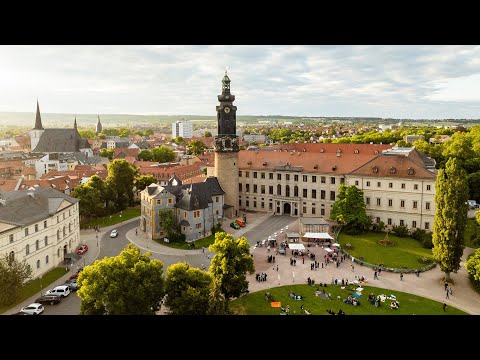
[403,134,424,143]
[172,120,193,139]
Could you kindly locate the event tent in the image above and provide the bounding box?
[288,243,306,251]
[303,232,334,240]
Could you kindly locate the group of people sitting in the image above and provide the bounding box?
[390,300,400,310]
[326,309,345,315]
[343,295,360,306]
[289,292,303,300]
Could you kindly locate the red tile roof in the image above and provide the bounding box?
[0,179,20,191]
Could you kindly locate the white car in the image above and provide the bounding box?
[110,229,118,238]
[21,303,44,315]
[45,285,71,297]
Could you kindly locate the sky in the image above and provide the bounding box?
[0,45,480,119]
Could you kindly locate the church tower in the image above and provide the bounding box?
[96,115,103,134]
[214,71,239,219]
[30,100,45,151]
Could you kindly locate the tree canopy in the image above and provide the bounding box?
[106,159,139,210]
[465,249,480,283]
[204,131,212,137]
[432,157,469,281]
[330,184,370,231]
[77,244,165,315]
[151,146,176,163]
[70,185,103,219]
[134,174,157,192]
[186,139,207,155]
[0,253,32,307]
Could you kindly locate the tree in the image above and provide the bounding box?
[134,174,157,192]
[99,148,114,160]
[70,185,103,219]
[204,131,212,137]
[330,184,370,232]
[138,149,153,161]
[442,133,474,162]
[0,253,33,307]
[106,159,139,209]
[468,171,480,202]
[432,157,469,281]
[186,139,206,155]
[77,244,165,315]
[78,129,97,139]
[173,136,185,145]
[158,209,175,239]
[86,175,107,208]
[208,232,254,307]
[144,129,154,136]
[164,263,212,315]
[152,146,175,163]
[465,249,480,283]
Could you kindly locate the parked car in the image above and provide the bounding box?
[35,294,62,305]
[45,285,71,297]
[77,245,88,255]
[64,280,80,291]
[20,303,44,315]
[110,229,118,238]
[230,222,240,230]
[235,219,246,227]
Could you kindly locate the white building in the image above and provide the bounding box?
[35,153,69,179]
[172,120,193,139]
[0,187,80,279]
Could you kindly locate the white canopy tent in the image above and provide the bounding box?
[332,243,340,247]
[324,247,333,253]
[288,243,306,251]
[303,232,334,240]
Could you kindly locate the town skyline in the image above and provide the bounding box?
[1,45,480,119]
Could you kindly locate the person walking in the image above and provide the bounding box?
[443,302,447,312]
[400,272,404,281]
[351,264,354,272]
[446,289,450,299]
[374,271,378,280]
[276,265,279,272]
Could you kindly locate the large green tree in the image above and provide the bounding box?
[152,146,176,163]
[70,185,103,219]
[0,253,33,307]
[134,174,157,192]
[77,244,165,315]
[186,139,207,155]
[330,184,370,231]
[432,157,469,281]
[204,131,212,137]
[99,148,114,160]
[468,171,480,202]
[164,263,212,315]
[138,149,153,161]
[208,232,254,309]
[106,159,139,209]
[86,175,107,208]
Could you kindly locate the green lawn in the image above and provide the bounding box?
[230,284,467,315]
[153,228,225,250]
[81,208,140,229]
[465,219,478,249]
[0,267,67,314]
[338,231,434,270]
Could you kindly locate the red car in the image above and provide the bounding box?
[77,245,88,255]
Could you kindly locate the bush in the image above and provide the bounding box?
[469,274,480,293]
[168,232,186,243]
[392,225,410,237]
[371,221,385,232]
[411,228,427,242]
[422,233,433,249]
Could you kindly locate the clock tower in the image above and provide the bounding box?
[214,71,239,218]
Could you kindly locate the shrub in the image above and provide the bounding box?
[411,228,427,242]
[422,233,433,249]
[371,221,385,232]
[392,225,410,237]
[469,274,480,293]
[168,232,186,243]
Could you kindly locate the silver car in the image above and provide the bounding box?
[20,303,44,315]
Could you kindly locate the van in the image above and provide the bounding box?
[235,219,246,227]
[45,285,71,297]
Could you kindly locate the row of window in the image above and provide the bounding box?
[238,199,328,216]
[239,184,336,200]
[366,198,431,210]
[357,180,432,191]
[239,171,344,184]
[375,217,430,230]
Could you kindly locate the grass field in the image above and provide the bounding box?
[338,231,434,269]
[0,267,67,314]
[153,229,225,250]
[230,284,467,315]
[81,208,140,229]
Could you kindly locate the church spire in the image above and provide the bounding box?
[74,116,77,129]
[96,115,103,134]
[34,99,44,130]
[222,70,231,94]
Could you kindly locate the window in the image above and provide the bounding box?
[400,220,404,226]
[340,178,345,184]
[36,240,39,250]
[377,182,381,188]
[63,213,65,220]
[321,190,325,200]
[412,220,417,228]
[57,216,59,223]
[239,183,242,192]
[9,251,14,264]
[253,201,257,208]
[427,185,431,191]
[321,176,326,183]
[387,218,392,225]
[246,200,250,207]
[269,186,273,194]
[26,244,30,255]
[168,198,173,204]
[355,180,359,186]
[261,185,265,194]
[388,199,393,207]
[312,207,316,215]
[321,208,325,216]
[400,200,405,208]
[366,181,370,187]
[366,197,370,205]
[182,226,186,232]
[194,210,200,218]
[277,174,282,181]
[294,186,298,197]
[156,199,162,205]
[45,255,49,264]
[57,229,60,240]
[238,171,242,177]
[331,177,336,184]
[425,222,430,230]
[253,172,257,178]
[239,199,242,206]
[245,171,249,178]
[277,184,282,195]
[253,184,258,193]
[45,236,48,246]
[286,185,290,197]
[413,201,418,209]
[303,175,307,182]
[216,196,219,203]
[63,227,66,236]
[261,172,265,179]
[37,260,40,269]
[69,223,72,233]
[312,176,317,183]
[303,206,307,213]
[286,174,290,181]
[376,198,381,206]
[57,248,60,257]
[196,223,202,229]
[269,173,273,180]
[261,202,265,208]
[9,234,13,243]
[330,191,335,201]
[246,184,250,192]
[43,220,47,229]
[184,211,187,218]
[269,203,273,210]
[303,189,308,197]
[426,202,431,210]
[389,182,393,188]
[294,175,298,181]
[312,189,316,199]
[414,184,418,190]
[401,183,405,189]
[35,224,39,232]
[376,217,380,224]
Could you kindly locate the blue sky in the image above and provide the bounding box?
[0,45,479,119]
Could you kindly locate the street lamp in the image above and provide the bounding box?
[96,233,99,247]
[40,275,43,296]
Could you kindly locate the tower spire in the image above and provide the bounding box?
[96,115,103,134]
[74,116,77,129]
[34,100,44,130]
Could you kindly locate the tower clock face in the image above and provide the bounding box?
[224,107,230,113]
